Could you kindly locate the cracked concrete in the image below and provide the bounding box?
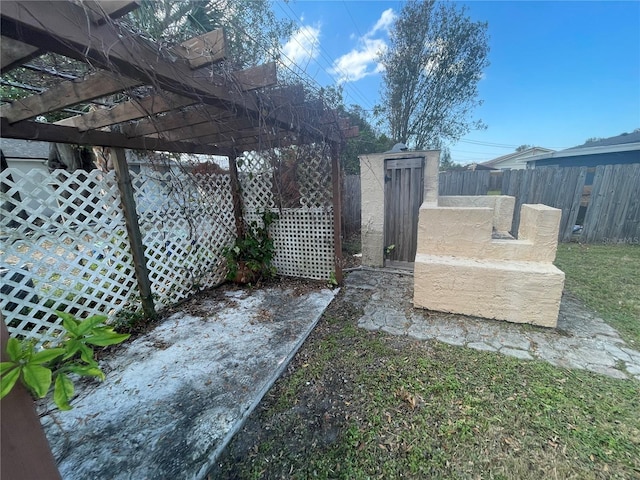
[346,268,639,381]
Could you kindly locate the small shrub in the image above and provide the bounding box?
[223,210,279,283]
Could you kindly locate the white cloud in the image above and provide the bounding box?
[328,9,396,84]
[329,38,387,83]
[280,24,321,70]
[370,8,397,36]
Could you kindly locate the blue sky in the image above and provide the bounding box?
[275,1,640,164]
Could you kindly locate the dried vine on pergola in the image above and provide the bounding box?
[0,0,358,161]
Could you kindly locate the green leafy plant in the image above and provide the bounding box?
[385,244,396,257]
[223,210,279,283]
[1,311,130,410]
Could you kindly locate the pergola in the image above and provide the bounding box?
[0,2,357,477]
[1,0,356,307]
[0,1,355,155]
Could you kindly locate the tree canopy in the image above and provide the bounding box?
[377,0,489,149]
[127,0,294,68]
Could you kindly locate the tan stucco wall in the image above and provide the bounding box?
[438,195,515,233]
[414,255,564,327]
[413,200,565,327]
[359,150,440,267]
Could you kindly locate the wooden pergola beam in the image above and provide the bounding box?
[56,93,197,131]
[0,2,244,103]
[123,83,299,139]
[173,29,227,69]
[80,1,140,24]
[148,117,261,142]
[53,63,276,131]
[1,71,142,123]
[0,117,233,156]
[122,105,234,137]
[0,1,338,143]
[0,37,41,74]
[0,1,139,74]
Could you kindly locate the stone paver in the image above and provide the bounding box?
[347,268,640,381]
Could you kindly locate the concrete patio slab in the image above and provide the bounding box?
[39,284,337,480]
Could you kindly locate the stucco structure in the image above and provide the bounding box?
[359,150,439,267]
[413,196,565,327]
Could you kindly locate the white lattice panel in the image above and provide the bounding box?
[269,207,335,280]
[1,168,138,344]
[297,145,333,208]
[237,153,275,211]
[237,148,336,281]
[131,170,235,306]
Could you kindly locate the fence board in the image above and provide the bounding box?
[341,175,361,238]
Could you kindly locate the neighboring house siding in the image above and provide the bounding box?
[532,150,640,168]
[481,147,555,170]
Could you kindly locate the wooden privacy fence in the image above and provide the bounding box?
[344,165,640,244]
[439,170,490,196]
[442,164,640,243]
[341,175,361,238]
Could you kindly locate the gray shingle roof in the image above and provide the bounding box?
[568,131,640,149]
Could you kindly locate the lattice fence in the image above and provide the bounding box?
[237,146,335,280]
[2,147,336,342]
[131,169,235,307]
[1,168,137,343]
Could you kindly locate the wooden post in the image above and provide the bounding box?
[331,141,344,284]
[112,148,156,319]
[1,318,63,480]
[228,154,245,238]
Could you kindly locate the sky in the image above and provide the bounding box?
[275,1,640,164]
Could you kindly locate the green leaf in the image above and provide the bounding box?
[0,361,17,375]
[77,315,108,336]
[61,316,80,337]
[0,366,20,398]
[78,344,96,365]
[53,374,75,411]
[22,364,53,398]
[62,339,82,360]
[84,329,130,347]
[67,365,105,381]
[6,337,22,361]
[31,348,66,365]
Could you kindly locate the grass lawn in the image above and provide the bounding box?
[555,243,640,346]
[212,244,640,479]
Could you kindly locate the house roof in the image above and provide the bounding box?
[480,147,555,168]
[0,1,356,157]
[0,138,49,159]
[525,142,640,165]
[568,131,640,149]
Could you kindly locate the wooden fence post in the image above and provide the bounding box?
[112,148,156,319]
[1,317,63,480]
[228,154,245,238]
[331,141,343,284]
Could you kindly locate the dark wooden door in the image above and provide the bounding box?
[384,157,424,262]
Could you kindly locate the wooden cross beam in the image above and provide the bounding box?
[0,0,341,143]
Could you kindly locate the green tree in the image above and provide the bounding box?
[341,105,393,175]
[127,0,294,68]
[377,0,490,149]
[438,146,464,171]
[515,144,532,152]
